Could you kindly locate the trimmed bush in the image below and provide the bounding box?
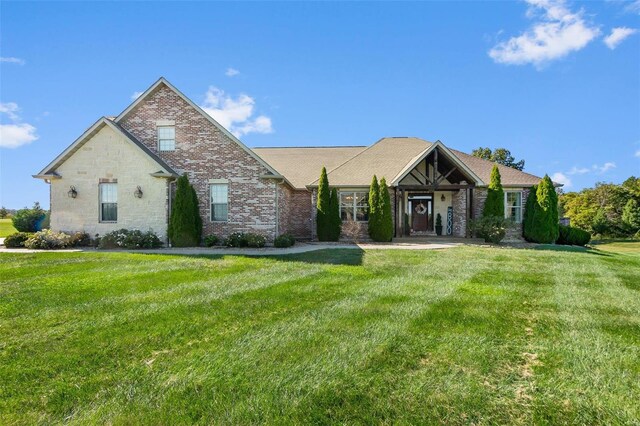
[168,174,202,247]
[12,202,46,232]
[69,232,92,247]
[471,216,507,244]
[274,233,296,248]
[316,167,331,241]
[368,175,380,239]
[99,229,163,249]
[557,225,591,246]
[523,176,559,243]
[24,230,72,250]
[224,232,266,248]
[4,232,33,248]
[204,235,220,247]
[482,165,504,218]
[377,177,393,242]
[327,188,342,241]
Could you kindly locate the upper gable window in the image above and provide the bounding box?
[157,126,175,151]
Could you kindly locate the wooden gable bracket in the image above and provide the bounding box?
[437,166,458,185]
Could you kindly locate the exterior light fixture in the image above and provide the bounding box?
[441,194,446,202]
[134,186,143,198]
[68,185,78,199]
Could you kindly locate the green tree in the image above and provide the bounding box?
[327,188,342,241]
[524,175,559,243]
[12,202,45,232]
[377,177,393,242]
[482,165,505,218]
[316,167,331,241]
[168,174,202,247]
[471,147,525,170]
[367,175,380,240]
[622,198,640,232]
[523,185,538,241]
[0,206,7,219]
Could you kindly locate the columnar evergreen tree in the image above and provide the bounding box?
[328,188,342,241]
[378,177,393,242]
[523,185,538,241]
[523,175,559,243]
[482,165,504,218]
[316,167,331,241]
[368,175,380,239]
[168,174,202,247]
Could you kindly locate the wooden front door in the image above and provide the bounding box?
[410,198,433,232]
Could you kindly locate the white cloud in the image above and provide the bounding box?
[624,0,640,14]
[635,149,640,158]
[603,27,637,49]
[552,172,572,188]
[0,102,39,148]
[200,86,273,137]
[225,68,240,77]
[567,166,590,175]
[489,0,600,67]
[594,162,616,173]
[0,57,25,65]
[131,91,143,100]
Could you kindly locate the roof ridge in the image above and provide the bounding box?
[253,145,366,149]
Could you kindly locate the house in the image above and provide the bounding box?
[34,77,545,243]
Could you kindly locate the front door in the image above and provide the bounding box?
[410,197,433,232]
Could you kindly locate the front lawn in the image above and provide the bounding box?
[0,218,16,238]
[1,245,638,424]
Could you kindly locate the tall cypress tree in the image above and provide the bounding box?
[328,188,342,241]
[316,167,331,241]
[378,177,393,242]
[523,185,538,241]
[524,175,559,243]
[482,165,505,217]
[168,174,202,247]
[368,175,380,240]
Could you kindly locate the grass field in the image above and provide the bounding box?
[0,218,16,238]
[1,245,639,424]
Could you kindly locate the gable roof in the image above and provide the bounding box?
[115,77,287,183]
[33,117,178,179]
[252,146,365,189]
[449,149,543,187]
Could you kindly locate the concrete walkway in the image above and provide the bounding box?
[0,240,462,255]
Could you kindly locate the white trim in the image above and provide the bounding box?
[391,140,484,186]
[504,190,523,223]
[114,77,289,184]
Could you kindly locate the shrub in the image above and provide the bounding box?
[12,202,46,232]
[377,178,393,242]
[471,216,507,244]
[168,174,202,247]
[557,225,591,246]
[69,231,92,247]
[274,233,296,248]
[4,232,33,248]
[368,175,380,240]
[245,233,266,248]
[204,235,220,247]
[327,188,342,241]
[523,176,559,243]
[99,229,163,249]
[224,232,248,247]
[24,230,72,250]
[316,167,331,241]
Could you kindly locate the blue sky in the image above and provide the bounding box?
[1,1,639,209]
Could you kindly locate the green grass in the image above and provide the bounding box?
[0,218,16,238]
[591,239,640,254]
[1,245,639,424]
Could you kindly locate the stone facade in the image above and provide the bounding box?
[50,125,169,239]
[451,189,467,237]
[119,85,280,240]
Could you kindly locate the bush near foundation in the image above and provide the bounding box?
[24,230,72,250]
[557,225,591,246]
[99,229,163,249]
[274,234,296,248]
[4,232,33,248]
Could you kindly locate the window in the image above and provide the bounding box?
[340,191,368,221]
[210,183,228,221]
[157,126,175,151]
[99,183,117,222]
[505,191,522,223]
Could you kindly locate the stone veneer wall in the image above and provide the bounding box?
[50,125,169,239]
[473,187,533,241]
[119,85,279,240]
[451,189,467,237]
